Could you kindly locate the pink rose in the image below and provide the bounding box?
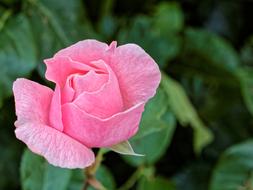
[13,40,161,168]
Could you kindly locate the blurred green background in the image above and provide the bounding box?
[1,0,253,189]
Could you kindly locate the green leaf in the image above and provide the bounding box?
[66,169,84,190]
[43,165,72,190]
[153,2,184,34]
[110,140,143,156]
[241,35,253,67]
[237,68,253,116]
[238,37,253,116]
[118,16,181,68]
[123,110,176,166]
[0,14,37,107]
[89,165,116,190]
[25,0,97,78]
[121,88,177,166]
[21,149,72,190]
[66,165,116,190]
[173,162,212,190]
[21,149,116,190]
[161,73,213,153]
[138,176,176,190]
[28,0,95,43]
[134,87,169,139]
[183,28,240,72]
[210,139,253,190]
[175,28,240,88]
[0,100,23,189]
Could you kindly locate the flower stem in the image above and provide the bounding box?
[82,149,108,190]
[117,166,144,190]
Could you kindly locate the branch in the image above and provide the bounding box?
[82,149,108,190]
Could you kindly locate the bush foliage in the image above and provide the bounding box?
[1,0,253,189]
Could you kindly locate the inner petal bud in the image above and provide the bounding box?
[71,71,108,98]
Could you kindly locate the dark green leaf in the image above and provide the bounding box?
[241,36,253,67]
[237,68,253,116]
[153,2,184,34]
[66,169,84,190]
[118,16,181,68]
[0,14,37,107]
[183,28,240,71]
[21,149,116,190]
[161,73,213,153]
[0,100,23,189]
[123,110,176,166]
[134,87,169,139]
[173,162,212,190]
[90,165,116,190]
[67,165,116,190]
[21,149,71,190]
[138,176,176,190]
[25,0,97,78]
[210,139,253,190]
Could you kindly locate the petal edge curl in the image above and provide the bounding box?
[62,102,145,148]
[15,122,95,169]
[110,44,161,108]
[13,78,53,126]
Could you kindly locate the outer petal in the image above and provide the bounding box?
[54,39,109,64]
[44,56,103,87]
[110,44,161,108]
[13,78,53,126]
[44,40,109,86]
[62,102,145,148]
[15,122,95,168]
[49,85,64,131]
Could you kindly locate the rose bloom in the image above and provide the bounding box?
[13,40,161,168]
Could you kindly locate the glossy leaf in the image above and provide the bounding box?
[20,149,116,190]
[134,87,169,139]
[237,68,253,116]
[25,0,97,78]
[21,149,71,190]
[183,28,240,71]
[0,14,36,107]
[123,110,176,166]
[210,140,253,190]
[161,73,213,153]
[118,16,181,68]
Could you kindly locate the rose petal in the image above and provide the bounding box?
[45,56,103,87]
[13,78,53,126]
[73,60,124,118]
[61,71,108,103]
[49,85,64,131]
[72,70,108,96]
[54,39,109,64]
[62,76,76,103]
[62,102,145,148]
[15,122,95,169]
[110,44,161,108]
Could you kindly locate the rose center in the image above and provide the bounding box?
[70,70,109,98]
